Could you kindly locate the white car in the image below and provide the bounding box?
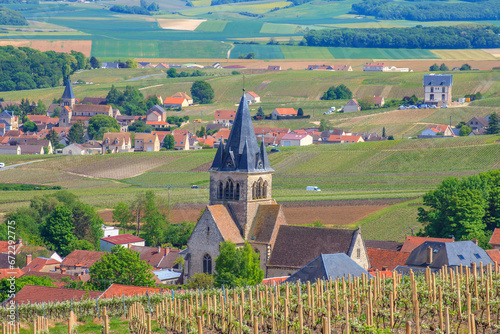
[440,105,448,108]
[0,163,4,168]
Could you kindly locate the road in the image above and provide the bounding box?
[126,73,165,82]
[0,160,43,171]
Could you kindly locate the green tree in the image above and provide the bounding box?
[429,63,439,71]
[358,97,374,111]
[382,127,386,138]
[113,202,134,229]
[87,114,120,140]
[45,128,59,148]
[459,125,472,136]
[297,108,304,117]
[126,59,138,68]
[67,121,85,144]
[460,64,471,71]
[90,56,101,69]
[22,121,37,133]
[214,241,264,288]
[0,276,54,302]
[439,63,449,71]
[256,106,264,119]
[191,81,214,104]
[106,85,121,105]
[334,84,352,100]
[318,118,330,132]
[184,273,214,290]
[71,201,104,248]
[40,205,77,256]
[196,126,206,138]
[89,246,156,290]
[163,134,175,150]
[142,191,167,246]
[245,52,255,59]
[35,100,46,115]
[167,68,178,78]
[487,113,500,134]
[67,239,95,253]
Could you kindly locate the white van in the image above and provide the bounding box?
[0,163,4,168]
[306,186,321,191]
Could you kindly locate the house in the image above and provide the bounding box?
[0,110,18,130]
[102,132,133,153]
[138,62,154,69]
[174,133,190,150]
[342,99,361,113]
[183,92,286,281]
[151,131,171,144]
[467,116,489,131]
[101,62,119,69]
[367,248,410,271]
[363,63,386,72]
[280,133,313,147]
[9,138,52,154]
[331,65,353,71]
[23,256,61,273]
[99,283,164,298]
[325,135,364,144]
[134,133,160,152]
[100,234,145,252]
[420,124,454,137]
[147,105,167,122]
[26,115,59,130]
[10,285,101,305]
[486,249,500,263]
[267,226,368,278]
[307,64,352,71]
[254,127,290,136]
[271,108,297,120]
[489,228,500,249]
[153,269,182,285]
[0,145,20,155]
[130,246,181,270]
[285,253,371,283]
[372,96,385,107]
[146,121,170,129]
[156,63,169,69]
[214,110,236,127]
[404,240,492,269]
[172,92,193,105]
[0,101,21,110]
[400,236,455,253]
[244,91,260,104]
[19,144,44,155]
[60,250,105,275]
[164,97,189,109]
[212,62,223,69]
[267,65,281,71]
[423,74,453,106]
[102,225,120,238]
[365,239,403,251]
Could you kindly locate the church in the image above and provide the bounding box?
[183,91,369,280]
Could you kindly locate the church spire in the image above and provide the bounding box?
[210,91,273,173]
[62,79,75,100]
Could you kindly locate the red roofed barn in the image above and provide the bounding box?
[100,234,145,252]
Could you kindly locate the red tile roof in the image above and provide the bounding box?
[207,205,244,244]
[262,276,288,286]
[0,240,23,254]
[489,228,500,246]
[146,121,169,126]
[101,234,144,245]
[23,257,60,272]
[367,248,410,271]
[274,108,297,115]
[254,127,290,135]
[486,249,500,264]
[400,236,454,253]
[164,97,185,105]
[99,284,164,299]
[13,285,101,304]
[215,110,236,120]
[372,96,384,105]
[61,250,105,268]
[282,133,310,140]
[327,135,363,143]
[246,91,259,98]
[0,268,24,279]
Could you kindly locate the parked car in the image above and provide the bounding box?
[440,105,448,108]
[430,105,438,109]
[322,111,332,115]
[191,185,199,189]
[270,148,280,153]
[409,105,418,109]
[306,186,321,191]
[399,105,407,110]
[0,163,4,168]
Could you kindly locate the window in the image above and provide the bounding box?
[457,254,465,260]
[430,87,434,92]
[357,248,361,259]
[203,254,212,274]
[430,94,434,100]
[218,182,223,200]
[474,253,481,259]
[442,94,445,101]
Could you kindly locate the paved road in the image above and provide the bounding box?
[0,160,43,171]
[126,73,165,82]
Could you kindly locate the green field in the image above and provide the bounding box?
[195,20,228,32]
[279,45,334,59]
[91,40,159,58]
[230,44,284,59]
[328,47,438,60]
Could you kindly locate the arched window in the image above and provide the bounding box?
[218,182,223,200]
[252,182,257,200]
[229,181,234,199]
[235,183,240,200]
[203,254,212,274]
[256,178,263,199]
[262,181,268,198]
[224,181,230,199]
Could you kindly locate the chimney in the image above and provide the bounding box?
[26,254,32,266]
[157,246,161,254]
[472,238,478,245]
[61,267,67,274]
[426,246,433,264]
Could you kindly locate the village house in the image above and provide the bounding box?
[81,97,107,105]
[271,108,297,120]
[372,96,385,107]
[9,138,53,154]
[102,132,133,153]
[134,132,160,152]
[100,234,145,252]
[0,145,20,155]
[130,246,181,270]
[18,144,45,155]
[174,133,190,150]
[342,99,361,113]
[307,64,352,71]
[400,236,455,253]
[172,92,193,105]
[325,134,364,144]
[164,97,189,109]
[420,124,455,137]
[0,101,21,110]
[0,110,18,131]
[363,63,386,72]
[280,133,313,146]
[138,62,154,69]
[26,115,59,130]
[423,74,453,106]
[60,250,105,275]
[244,91,260,104]
[467,116,489,131]
[147,105,167,123]
[267,65,281,71]
[489,228,500,249]
[23,256,61,273]
[214,110,236,127]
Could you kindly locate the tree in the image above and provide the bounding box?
[113,202,134,229]
[71,202,104,248]
[245,52,255,59]
[126,59,138,68]
[87,115,120,140]
[67,121,85,144]
[90,56,101,69]
[358,97,374,111]
[45,128,59,148]
[214,241,263,288]
[142,191,167,246]
[196,126,206,138]
[297,108,304,117]
[0,276,54,303]
[439,63,449,71]
[89,246,156,290]
[184,273,214,290]
[163,134,175,150]
[487,113,500,134]
[318,118,330,132]
[191,81,214,104]
[40,205,77,256]
[256,107,264,119]
[429,63,439,71]
[322,84,352,100]
[460,63,471,71]
[382,127,386,138]
[67,239,95,253]
[167,68,178,78]
[459,125,472,136]
[22,121,37,133]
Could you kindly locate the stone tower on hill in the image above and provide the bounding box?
[184,91,287,280]
[61,79,75,109]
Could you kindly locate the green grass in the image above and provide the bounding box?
[260,23,297,34]
[279,45,334,59]
[328,47,438,59]
[157,40,231,58]
[230,44,284,59]
[195,20,228,32]
[91,40,159,58]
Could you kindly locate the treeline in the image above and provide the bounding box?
[351,0,500,21]
[0,7,27,25]
[106,85,160,116]
[304,25,500,49]
[0,0,37,3]
[109,5,151,15]
[0,46,86,92]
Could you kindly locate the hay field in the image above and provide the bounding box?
[0,39,92,56]
[432,49,497,60]
[482,49,500,58]
[157,19,206,31]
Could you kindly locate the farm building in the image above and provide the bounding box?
[214,110,236,127]
[342,99,361,113]
[325,135,364,144]
[164,97,189,109]
[271,108,297,120]
[281,133,313,147]
[244,91,260,104]
[172,92,193,105]
[420,124,454,137]
[467,116,489,131]
[423,74,453,106]
[100,234,145,252]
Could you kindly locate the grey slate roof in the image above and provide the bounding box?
[423,74,453,86]
[62,80,75,100]
[285,253,371,283]
[149,105,167,115]
[0,110,14,118]
[405,240,492,269]
[210,92,273,173]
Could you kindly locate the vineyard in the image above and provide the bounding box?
[3,262,500,333]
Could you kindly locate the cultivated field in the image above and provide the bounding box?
[0,39,92,56]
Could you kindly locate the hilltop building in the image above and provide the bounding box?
[423,74,453,106]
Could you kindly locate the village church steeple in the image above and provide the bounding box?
[61,79,75,109]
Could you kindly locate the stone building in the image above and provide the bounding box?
[184,91,287,280]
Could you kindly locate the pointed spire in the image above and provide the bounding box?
[260,140,270,170]
[211,140,224,169]
[62,79,75,100]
